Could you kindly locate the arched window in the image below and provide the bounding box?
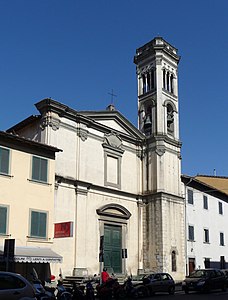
[167,104,174,134]
[144,106,152,136]
[142,74,146,94]
[171,250,177,272]
[170,74,174,94]
[163,69,166,89]
[166,71,170,91]
[151,69,155,89]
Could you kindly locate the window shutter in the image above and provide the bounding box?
[32,156,48,182]
[0,207,7,234]
[32,156,40,180]
[40,158,48,182]
[31,211,39,236]
[39,212,47,238]
[0,148,9,174]
[31,211,47,238]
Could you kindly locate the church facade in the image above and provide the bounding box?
[8,37,185,280]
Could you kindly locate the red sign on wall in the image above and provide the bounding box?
[54,222,73,238]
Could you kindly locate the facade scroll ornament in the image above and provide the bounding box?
[103,132,122,149]
[136,149,145,159]
[155,146,166,156]
[40,116,60,131]
[77,128,88,141]
[156,58,162,65]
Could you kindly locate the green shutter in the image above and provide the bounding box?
[32,156,48,182]
[40,158,48,182]
[32,156,40,181]
[0,207,7,234]
[31,211,47,238]
[39,212,47,238]
[31,211,39,236]
[0,147,9,174]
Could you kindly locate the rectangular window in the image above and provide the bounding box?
[0,147,10,175]
[187,189,194,205]
[203,195,208,210]
[218,201,223,215]
[32,156,48,183]
[204,258,210,268]
[0,206,8,234]
[220,232,225,246]
[188,225,194,241]
[104,149,121,189]
[204,228,210,243]
[30,210,47,238]
[220,256,226,269]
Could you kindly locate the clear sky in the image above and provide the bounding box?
[0,0,228,177]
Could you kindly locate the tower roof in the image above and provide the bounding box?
[134,36,180,64]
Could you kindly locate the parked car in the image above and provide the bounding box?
[131,274,147,285]
[0,271,37,300]
[182,268,227,293]
[221,269,228,279]
[142,272,175,295]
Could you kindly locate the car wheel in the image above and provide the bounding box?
[59,291,72,300]
[201,285,210,293]
[184,288,189,294]
[118,289,127,299]
[132,290,139,299]
[137,286,149,298]
[168,286,175,295]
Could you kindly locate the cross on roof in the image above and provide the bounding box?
[108,89,117,105]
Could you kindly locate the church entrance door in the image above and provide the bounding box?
[104,224,122,274]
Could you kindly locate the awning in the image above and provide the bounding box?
[0,246,62,263]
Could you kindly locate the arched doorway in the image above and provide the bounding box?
[97,203,131,274]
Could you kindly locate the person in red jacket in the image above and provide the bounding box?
[101,268,110,284]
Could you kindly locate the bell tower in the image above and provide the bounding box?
[134,37,185,280]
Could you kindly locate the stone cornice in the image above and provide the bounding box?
[35,98,145,147]
[143,191,184,204]
[55,175,142,200]
[146,134,182,148]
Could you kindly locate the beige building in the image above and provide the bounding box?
[7,37,185,280]
[0,130,62,280]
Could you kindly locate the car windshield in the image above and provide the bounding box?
[189,270,209,278]
[131,274,147,281]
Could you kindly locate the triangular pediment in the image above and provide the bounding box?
[7,99,144,142]
[79,110,144,140]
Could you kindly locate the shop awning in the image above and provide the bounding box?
[0,246,62,263]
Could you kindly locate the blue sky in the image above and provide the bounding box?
[0,0,228,176]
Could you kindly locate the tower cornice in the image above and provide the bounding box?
[134,37,180,65]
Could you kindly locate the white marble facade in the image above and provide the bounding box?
[8,37,185,281]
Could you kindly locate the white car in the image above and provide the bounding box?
[0,271,37,300]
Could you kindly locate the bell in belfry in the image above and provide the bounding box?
[144,115,152,136]
[167,113,173,124]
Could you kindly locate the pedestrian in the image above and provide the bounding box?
[101,268,110,284]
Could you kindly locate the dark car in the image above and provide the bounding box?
[142,272,175,295]
[0,271,37,300]
[182,268,227,293]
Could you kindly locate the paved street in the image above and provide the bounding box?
[144,290,228,299]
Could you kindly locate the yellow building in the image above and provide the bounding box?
[0,130,62,281]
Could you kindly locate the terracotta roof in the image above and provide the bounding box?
[0,131,62,154]
[195,175,228,196]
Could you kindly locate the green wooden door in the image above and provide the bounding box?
[104,224,122,274]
